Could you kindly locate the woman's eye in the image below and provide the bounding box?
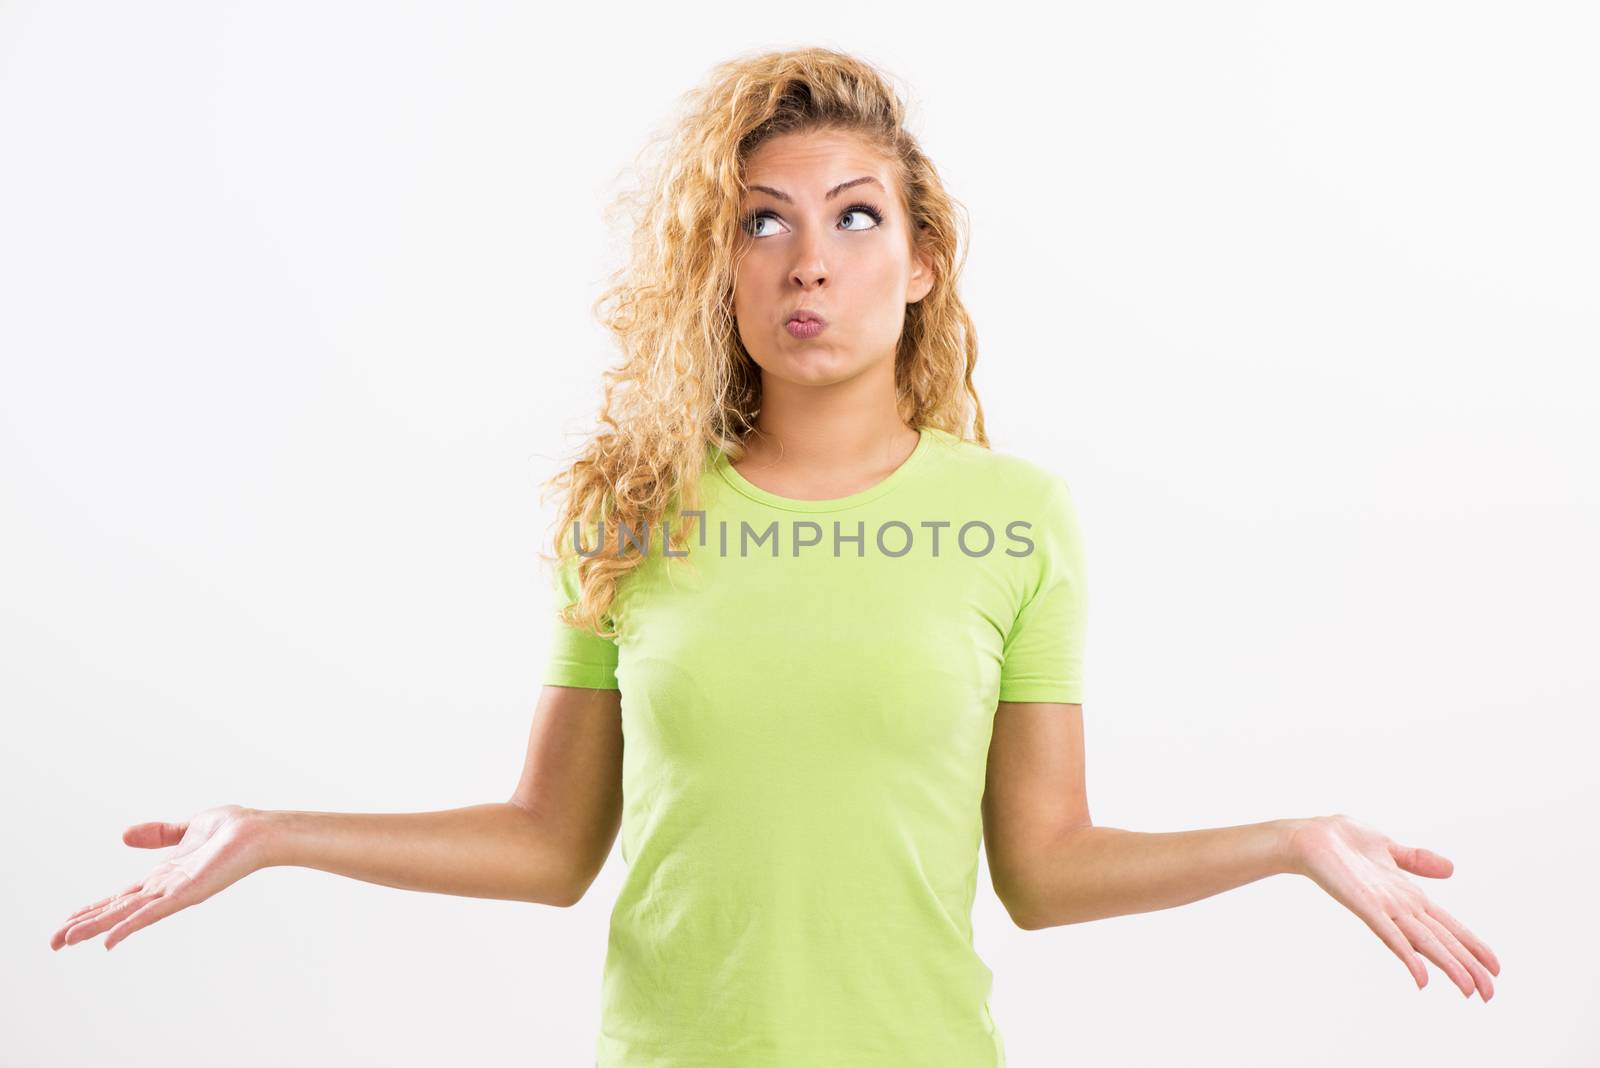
[742,206,881,238]
[839,208,879,231]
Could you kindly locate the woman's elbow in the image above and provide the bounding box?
[509,803,611,908]
[999,889,1059,931]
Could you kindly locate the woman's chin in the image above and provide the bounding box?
[774,352,864,385]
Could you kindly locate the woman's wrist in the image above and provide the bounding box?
[237,807,291,870]
[1276,816,1317,877]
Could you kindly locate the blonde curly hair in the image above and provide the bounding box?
[542,46,992,639]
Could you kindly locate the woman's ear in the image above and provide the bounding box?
[906,248,935,305]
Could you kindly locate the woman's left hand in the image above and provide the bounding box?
[1286,814,1501,1000]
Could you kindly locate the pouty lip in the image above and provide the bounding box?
[787,308,828,325]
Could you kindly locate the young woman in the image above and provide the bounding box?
[51,47,1500,1067]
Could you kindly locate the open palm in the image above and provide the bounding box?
[1290,813,1501,1000]
[50,804,266,952]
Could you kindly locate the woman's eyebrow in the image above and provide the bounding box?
[744,176,885,204]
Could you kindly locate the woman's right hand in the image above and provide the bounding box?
[50,803,273,952]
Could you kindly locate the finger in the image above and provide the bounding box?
[123,822,188,849]
[1417,910,1495,1002]
[1388,841,1454,879]
[104,892,186,951]
[1355,900,1430,989]
[1426,900,1500,977]
[57,879,145,927]
[60,892,157,948]
[1393,911,1474,997]
[51,881,147,950]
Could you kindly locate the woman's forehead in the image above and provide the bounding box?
[744,130,884,178]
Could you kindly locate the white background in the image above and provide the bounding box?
[4,2,1596,1065]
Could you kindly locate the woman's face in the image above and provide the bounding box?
[732,130,933,391]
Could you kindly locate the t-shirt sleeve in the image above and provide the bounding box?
[542,557,621,690]
[997,474,1088,704]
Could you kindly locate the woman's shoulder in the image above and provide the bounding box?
[922,426,1074,500]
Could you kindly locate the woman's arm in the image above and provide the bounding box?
[51,683,623,951]
[993,816,1302,929]
[982,700,1501,999]
[254,800,590,905]
[260,682,624,904]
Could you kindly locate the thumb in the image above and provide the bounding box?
[1388,840,1454,878]
[123,821,188,848]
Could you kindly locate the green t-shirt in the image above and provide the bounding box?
[544,425,1087,1067]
